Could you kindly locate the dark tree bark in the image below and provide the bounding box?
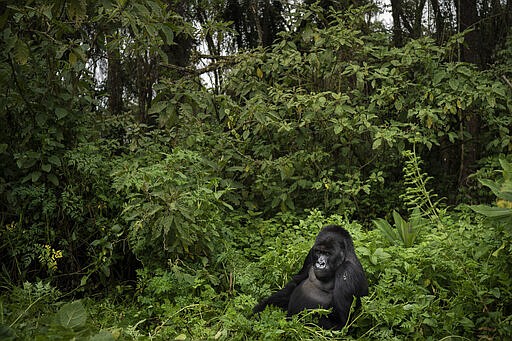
[223,0,284,48]
[107,40,123,115]
[136,55,157,123]
[412,0,427,38]
[508,0,512,23]
[455,0,480,64]
[430,0,446,43]
[390,0,404,46]
[390,0,428,45]
[163,0,194,68]
[454,0,481,185]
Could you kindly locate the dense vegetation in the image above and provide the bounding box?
[1,0,511,339]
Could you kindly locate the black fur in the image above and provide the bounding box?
[253,225,368,329]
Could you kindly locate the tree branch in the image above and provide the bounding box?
[502,75,512,90]
[161,58,238,76]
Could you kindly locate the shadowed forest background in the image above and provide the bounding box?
[0,0,511,339]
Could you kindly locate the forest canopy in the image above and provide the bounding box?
[0,0,511,339]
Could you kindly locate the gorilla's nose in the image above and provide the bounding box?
[315,258,326,269]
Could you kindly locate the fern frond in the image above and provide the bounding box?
[400,147,442,222]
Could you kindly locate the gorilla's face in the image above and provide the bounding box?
[312,233,345,281]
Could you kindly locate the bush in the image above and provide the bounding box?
[111,148,229,267]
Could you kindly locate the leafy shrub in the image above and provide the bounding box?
[0,286,115,340]
[111,148,228,266]
[359,210,512,339]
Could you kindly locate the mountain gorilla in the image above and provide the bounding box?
[253,225,368,329]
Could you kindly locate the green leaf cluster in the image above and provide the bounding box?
[373,209,426,247]
[472,159,512,223]
[111,148,228,266]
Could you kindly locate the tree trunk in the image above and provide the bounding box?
[455,0,480,64]
[412,0,427,38]
[390,0,404,47]
[251,1,264,47]
[136,54,156,123]
[454,0,481,185]
[430,0,445,43]
[163,0,193,68]
[107,39,123,115]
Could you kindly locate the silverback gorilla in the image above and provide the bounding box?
[253,225,368,329]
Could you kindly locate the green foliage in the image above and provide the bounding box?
[361,211,512,339]
[0,1,110,286]
[0,284,115,340]
[472,158,512,224]
[183,4,509,218]
[401,148,443,222]
[0,1,93,187]
[111,148,228,266]
[373,209,426,247]
[3,208,512,340]
[1,2,512,341]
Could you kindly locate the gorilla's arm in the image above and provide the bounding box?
[253,250,314,313]
[332,260,368,326]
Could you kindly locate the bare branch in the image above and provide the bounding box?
[161,58,238,76]
[502,75,512,90]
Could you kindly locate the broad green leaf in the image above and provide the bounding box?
[373,218,397,244]
[36,113,47,127]
[69,51,78,65]
[148,101,167,115]
[499,159,512,179]
[42,5,53,19]
[432,70,446,85]
[479,179,512,202]
[48,155,61,166]
[17,157,37,169]
[31,171,41,182]
[54,301,87,329]
[392,210,407,229]
[48,173,60,186]
[90,330,115,341]
[72,46,87,62]
[470,205,512,218]
[372,138,381,149]
[256,67,263,79]
[14,40,29,65]
[160,24,174,45]
[56,107,68,119]
[448,79,458,90]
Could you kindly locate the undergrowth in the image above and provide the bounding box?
[1,209,511,340]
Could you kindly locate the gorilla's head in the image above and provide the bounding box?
[312,226,349,281]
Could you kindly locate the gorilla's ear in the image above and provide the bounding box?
[335,239,346,266]
[340,235,349,257]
